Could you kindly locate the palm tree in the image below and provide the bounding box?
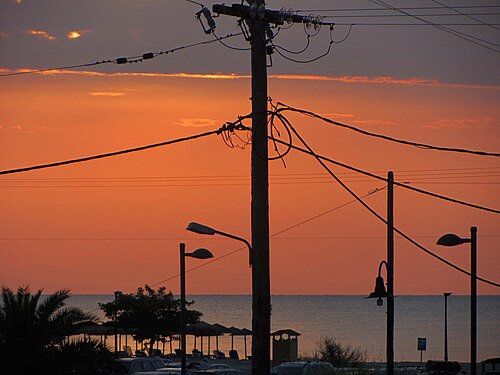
[0,286,100,373]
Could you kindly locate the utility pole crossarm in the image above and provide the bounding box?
[212,4,334,27]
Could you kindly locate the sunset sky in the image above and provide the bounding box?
[0,0,499,296]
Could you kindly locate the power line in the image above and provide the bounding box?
[430,0,500,32]
[268,136,500,215]
[368,0,500,53]
[0,33,243,78]
[0,128,225,176]
[319,12,500,18]
[2,167,498,181]
[332,23,500,26]
[4,234,500,241]
[149,186,386,287]
[277,113,500,288]
[296,6,500,13]
[276,103,500,157]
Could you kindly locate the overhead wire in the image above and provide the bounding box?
[368,0,500,53]
[430,0,500,31]
[0,32,244,78]
[269,111,500,288]
[268,135,500,215]
[276,103,500,157]
[272,26,336,64]
[149,186,386,288]
[296,6,500,13]
[0,127,233,176]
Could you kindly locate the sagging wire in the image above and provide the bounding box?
[275,102,500,157]
[272,25,336,64]
[273,34,311,55]
[219,115,252,150]
[266,109,500,287]
[213,31,251,51]
[268,99,292,166]
[0,33,244,77]
[332,24,355,43]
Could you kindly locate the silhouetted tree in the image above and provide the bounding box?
[52,338,125,374]
[0,286,119,374]
[100,284,202,355]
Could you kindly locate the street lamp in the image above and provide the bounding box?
[187,222,263,368]
[186,222,252,266]
[437,227,477,375]
[180,243,214,375]
[443,292,452,361]
[368,259,393,374]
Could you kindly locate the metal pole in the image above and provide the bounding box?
[180,243,187,375]
[114,291,118,356]
[249,1,271,374]
[387,171,394,375]
[444,292,451,361]
[471,227,477,375]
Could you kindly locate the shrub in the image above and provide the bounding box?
[316,336,367,368]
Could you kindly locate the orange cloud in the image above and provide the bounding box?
[27,30,55,41]
[90,91,126,97]
[351,119,398,126]
[424,117,497,129]
[175,118,219,128]
[1,68,499,91]
[0,32,8,38]
[67,30,91,40]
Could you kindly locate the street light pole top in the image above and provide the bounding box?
[186,248,214,259]
[187,222,216,235]
[444,292,452,297]
[437,233,471,247]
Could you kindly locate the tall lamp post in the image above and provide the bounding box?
[186,222,256,361]
[437,227,477,375]
[443,292,452,361]
[180,243,214,375]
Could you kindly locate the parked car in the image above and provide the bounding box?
[273,361,335,375]
[118,357,169,374]
[190,369,245,375]
[134,370,182,375]
[209,364,232,369]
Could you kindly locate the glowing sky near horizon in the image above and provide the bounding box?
[0,0,499,295]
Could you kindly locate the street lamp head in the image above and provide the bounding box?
[368,275,389,300]
[188,248,214,259]
[187,222,216,235]
[444,292,452,297]
[437,233,470,247]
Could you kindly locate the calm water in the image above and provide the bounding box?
[67,295,499,362]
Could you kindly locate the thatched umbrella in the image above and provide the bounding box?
[187,321,224,356]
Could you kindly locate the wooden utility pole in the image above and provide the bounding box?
[210,4,331,374]
[249,1,270,374]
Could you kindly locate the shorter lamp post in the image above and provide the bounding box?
[437,227,477,375]
[443,292,452,361]
[180,243,214,375]
[368,260,393,375]
[114,290,120,356]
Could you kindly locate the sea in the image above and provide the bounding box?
[67,295,499,363]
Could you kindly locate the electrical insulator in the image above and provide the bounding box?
[116,57,127,64]
[196,7,216,34]
[142,52,154,60]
